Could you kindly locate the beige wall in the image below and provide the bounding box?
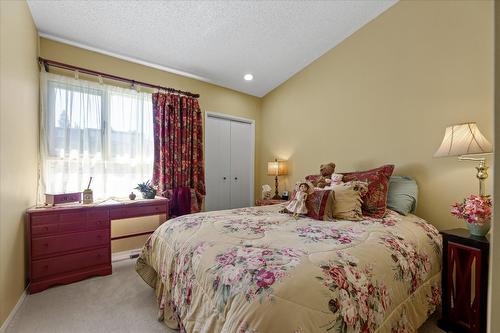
[0,0,39,326]
[489,2,499,332]
[39,38,262,252]
[260,0,494,231]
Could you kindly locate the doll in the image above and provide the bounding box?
[330,173,344,186]
[285,182,311,218]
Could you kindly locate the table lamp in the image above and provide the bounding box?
[434,122,493,196]
[267,159,288,199]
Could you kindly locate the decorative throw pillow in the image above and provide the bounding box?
[387,176,418,215]
[305,174,322,187]
[341,165,395,218]
[305,189,335,220]
[330,182,367,221]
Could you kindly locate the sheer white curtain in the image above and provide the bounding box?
[39,71,154,202]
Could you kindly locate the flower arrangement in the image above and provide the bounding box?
[451,195,492,225]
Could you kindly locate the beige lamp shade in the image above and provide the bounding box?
[434,122,492,157]
[267,160,288,176]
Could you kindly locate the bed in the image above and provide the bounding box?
[136,204,442,333]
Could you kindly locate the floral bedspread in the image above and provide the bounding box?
[136,204,442,333]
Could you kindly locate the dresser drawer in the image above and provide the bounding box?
[86,219,110,230]
[32,224,59,237]
[31,247,109,280]
[59,212,86,223]
[32,229,110,258]
[59,220,87,233]
[31,217,86,236]
[110,203,166,219]
[31,214,58,225]
[87,209,109,222]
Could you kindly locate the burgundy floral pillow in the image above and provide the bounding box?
[341,165,394,218]
[305,174,322,186]
[305,189,335,220]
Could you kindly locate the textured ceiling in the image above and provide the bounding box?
[28,0,397,97]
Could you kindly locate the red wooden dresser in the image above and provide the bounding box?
[26,198,169,293]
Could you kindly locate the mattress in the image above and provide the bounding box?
[136,204,442,333]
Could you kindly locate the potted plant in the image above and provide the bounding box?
[135,180,157,199]
[451,195,492,237]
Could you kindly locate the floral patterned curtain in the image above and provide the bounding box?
[152,92,205,214]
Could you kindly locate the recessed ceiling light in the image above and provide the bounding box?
[244,74,254,81]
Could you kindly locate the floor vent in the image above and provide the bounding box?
[112,249,141,262]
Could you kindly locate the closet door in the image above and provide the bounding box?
[229,120,253,209]
[205,116,231,211]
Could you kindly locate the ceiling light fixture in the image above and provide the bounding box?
[244,74,254,81]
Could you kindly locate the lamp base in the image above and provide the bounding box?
[459,156,489,196]
[273,175,280,200]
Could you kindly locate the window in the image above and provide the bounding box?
[40,72,154,201]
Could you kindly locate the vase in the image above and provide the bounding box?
[141,191,156,199]
[466,219,491,237]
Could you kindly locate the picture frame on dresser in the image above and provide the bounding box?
[26,198,169,293]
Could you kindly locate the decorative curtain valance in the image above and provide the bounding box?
[152,92,205,215]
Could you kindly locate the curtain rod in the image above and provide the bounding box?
[38,57,200,98]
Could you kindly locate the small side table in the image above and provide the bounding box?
[438,228,490,333]
[255,199,287,206]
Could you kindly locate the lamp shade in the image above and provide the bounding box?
[434,123,492,157]
[267,160,288,176]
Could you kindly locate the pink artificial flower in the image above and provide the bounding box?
[451,195,492,225]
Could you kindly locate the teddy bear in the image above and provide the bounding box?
[313,162,336,188]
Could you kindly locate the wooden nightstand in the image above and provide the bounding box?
[255,199,287,206]
[438,229,490,333]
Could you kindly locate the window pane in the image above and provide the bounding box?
[108,92,154,162]
[41,74,154,201]
[51,82,102,129]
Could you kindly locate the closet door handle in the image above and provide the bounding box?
[234,177,238,180]
[223,177,227,180]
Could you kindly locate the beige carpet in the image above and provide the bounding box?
[5,259,443,333]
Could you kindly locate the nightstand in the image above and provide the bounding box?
[255,199,287,206]
[438,229,490,333]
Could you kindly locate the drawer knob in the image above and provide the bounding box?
[44,227,49,232]
[44,265,48,269]
[43,243,49,247]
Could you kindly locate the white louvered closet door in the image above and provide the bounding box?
[229,120,252,209]
[205,116,231,211]
[205,114,253,211]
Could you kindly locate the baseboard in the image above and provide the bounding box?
[112,248,141,262]
[0,289,27,333]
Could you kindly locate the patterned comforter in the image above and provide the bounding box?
[136,204,442,333]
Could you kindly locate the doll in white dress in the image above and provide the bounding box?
[285,182,311,218]
[330,173,344,186]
